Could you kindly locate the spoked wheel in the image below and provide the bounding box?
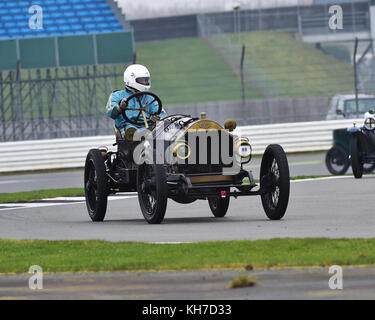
[208,188,230,218]
[137,164,168,224]
[325,145,349,175]
[363,163,375,173]
[260,144,290,220]
[350,135,363,179]
[84,149,109,221]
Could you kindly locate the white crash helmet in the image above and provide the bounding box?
[364,109,375,130]
[123,64,151,92]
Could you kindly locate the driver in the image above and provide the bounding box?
[362,110,375,133]
[105,64,166,136]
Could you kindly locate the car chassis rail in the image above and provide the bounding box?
[166,169,272,198]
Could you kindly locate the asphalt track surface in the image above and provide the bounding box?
[1,267,374,300]
[0,152,329,193]
[0,175,375,242]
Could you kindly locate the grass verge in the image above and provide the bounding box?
[0,238,374,274]
[0,188,84,204]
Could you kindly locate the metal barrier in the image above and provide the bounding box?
[0,118,362,173]
[235,118,361,154]
[0,65,123,142]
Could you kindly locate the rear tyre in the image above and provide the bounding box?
[325,145,349,175]
[350,135,363,179]
[208,188,230,218]
[260,144,290,220]
[137,164,168,224]
[84,149,109,222]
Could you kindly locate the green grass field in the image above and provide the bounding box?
[223,32,353,97]
[136,37,260,104]
[136,33,353,101]
[0,238,374,273]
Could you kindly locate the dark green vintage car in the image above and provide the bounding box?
[325,128,351,175]
[348,111,375,178]
[326,127,375,175]
[84,92,290,224]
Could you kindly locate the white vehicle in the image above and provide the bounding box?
[326,94,375,120]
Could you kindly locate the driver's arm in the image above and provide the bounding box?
[105,91,126,119]
[148,98,167,119]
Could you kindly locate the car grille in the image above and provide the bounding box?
[179,130,234,174]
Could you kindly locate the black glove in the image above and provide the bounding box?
[116,98,128,112]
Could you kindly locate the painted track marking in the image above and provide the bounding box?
[0,193,137,211]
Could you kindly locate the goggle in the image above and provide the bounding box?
[136,77,150,86]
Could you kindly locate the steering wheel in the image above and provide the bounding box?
[120,91,162,129]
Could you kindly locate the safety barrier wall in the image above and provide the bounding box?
[0,118,362,172]
[0,32,134,71]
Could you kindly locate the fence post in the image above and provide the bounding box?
[16,60,25,141]
[240,44,246,105]
[353,37,359,117]
[0,73,4,141]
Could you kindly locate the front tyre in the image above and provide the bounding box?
[260,144,290,220]
[350,135,363,179]
[325,145,349,175]
[208,188,230,217]
[137,164,168,224]
[84,149,109,221]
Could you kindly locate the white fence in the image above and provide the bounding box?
[0,118,361,173]
[235,118,361,154]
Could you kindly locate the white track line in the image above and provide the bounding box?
[46,193,138,201]
[0,194,137,211]
[291,175,353,183]
[0,179,33,185]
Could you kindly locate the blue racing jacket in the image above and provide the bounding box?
[105,89,166,132]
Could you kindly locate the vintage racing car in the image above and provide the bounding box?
[348,110,375,178]
[84,91,290,224]
[325,128,375,175]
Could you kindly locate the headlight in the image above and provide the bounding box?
[238,144,251,157]
[364,117,375,130]
[173,142,191,160]
[235,139,252,162]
